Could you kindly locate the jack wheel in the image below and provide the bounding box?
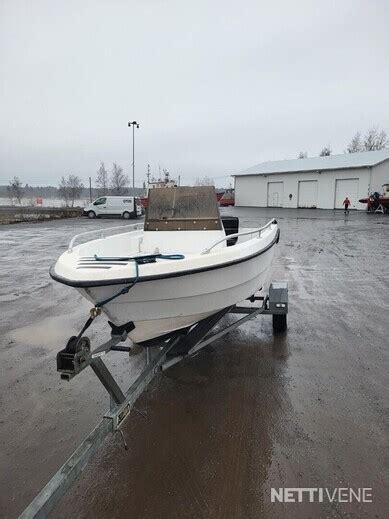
[272,314,287,333]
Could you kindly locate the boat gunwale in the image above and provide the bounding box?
[50,228,280,288]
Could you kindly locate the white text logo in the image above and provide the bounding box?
[270,488,372,503]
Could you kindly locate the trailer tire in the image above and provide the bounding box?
[272,314,287,333]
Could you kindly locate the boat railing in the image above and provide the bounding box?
[201,218,277,255]
[68,223,143,252]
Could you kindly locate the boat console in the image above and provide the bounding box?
[144,185,223,231]
[142,186,227,253]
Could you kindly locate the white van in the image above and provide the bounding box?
[84,196,142,219]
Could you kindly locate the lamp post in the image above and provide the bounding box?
[128,121,140,191]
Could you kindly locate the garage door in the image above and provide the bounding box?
[334,179,359,209]
[267,182,284,207]
[298,180,318,208]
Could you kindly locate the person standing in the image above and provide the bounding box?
[343,197,351,214]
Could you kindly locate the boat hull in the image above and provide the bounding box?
[78,243,276,343]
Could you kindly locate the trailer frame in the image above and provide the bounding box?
[20,282,288,519]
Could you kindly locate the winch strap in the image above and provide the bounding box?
[76,316,94,340]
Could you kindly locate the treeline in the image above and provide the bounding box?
[2,161,146,206]
[298,126,387,159]
[0,185,59,198]
[56,162,145,206]
[0,184,144,199]
[55,162,145,206]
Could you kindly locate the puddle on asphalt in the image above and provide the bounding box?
[6,312,84,348]
[0,239,17,245]
[0,293,21,303]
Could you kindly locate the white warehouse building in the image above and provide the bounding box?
[233,149,389,210]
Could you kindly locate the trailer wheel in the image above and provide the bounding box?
[272,314,287,333]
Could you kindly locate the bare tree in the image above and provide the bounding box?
[110,163,128,195]
[68,175,84,206]
[59,176,75,207]
[194,176,214,186]
[345,132,362,153]
[58,175,84,207]
[363,127,387,151]
[298,151,307,159]
[7,176,24,205]
[346,128,387,153]
[95,162,109,195]
[58,177,70,206]
[319,145,332,156]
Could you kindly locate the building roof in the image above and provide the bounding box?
[234,148,389,177]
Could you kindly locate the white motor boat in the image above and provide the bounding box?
[50,187,280,344]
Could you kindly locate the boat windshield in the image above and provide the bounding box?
[145,186,223,231]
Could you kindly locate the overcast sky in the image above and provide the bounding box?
[1,0,388,187]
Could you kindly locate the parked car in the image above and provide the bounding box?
[83,196,142,219]
[219,189,235,207]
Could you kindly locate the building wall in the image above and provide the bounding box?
[235,167,373,210]
[370,160,389,193]
[235,175,267,207]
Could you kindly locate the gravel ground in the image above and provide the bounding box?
[0,209,388,518]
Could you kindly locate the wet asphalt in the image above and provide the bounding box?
[0,208,388,518]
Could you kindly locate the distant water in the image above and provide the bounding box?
[0,197,89,208]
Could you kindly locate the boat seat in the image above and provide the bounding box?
[140,230,226,254]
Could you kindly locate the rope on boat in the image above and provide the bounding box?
[94,253,185,308]
[93,253,185,263]
[75,253,185,340]
[95,260,140,308]
[95,254,185,308]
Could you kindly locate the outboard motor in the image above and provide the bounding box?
[221,216,239,246]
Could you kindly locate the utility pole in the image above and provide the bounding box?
[127,121,140,192]
[178,175,181,186]
[89,177,92,202]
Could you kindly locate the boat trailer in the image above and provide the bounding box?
[20,282,288,519]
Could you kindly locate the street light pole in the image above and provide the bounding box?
[128,121,139,192]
